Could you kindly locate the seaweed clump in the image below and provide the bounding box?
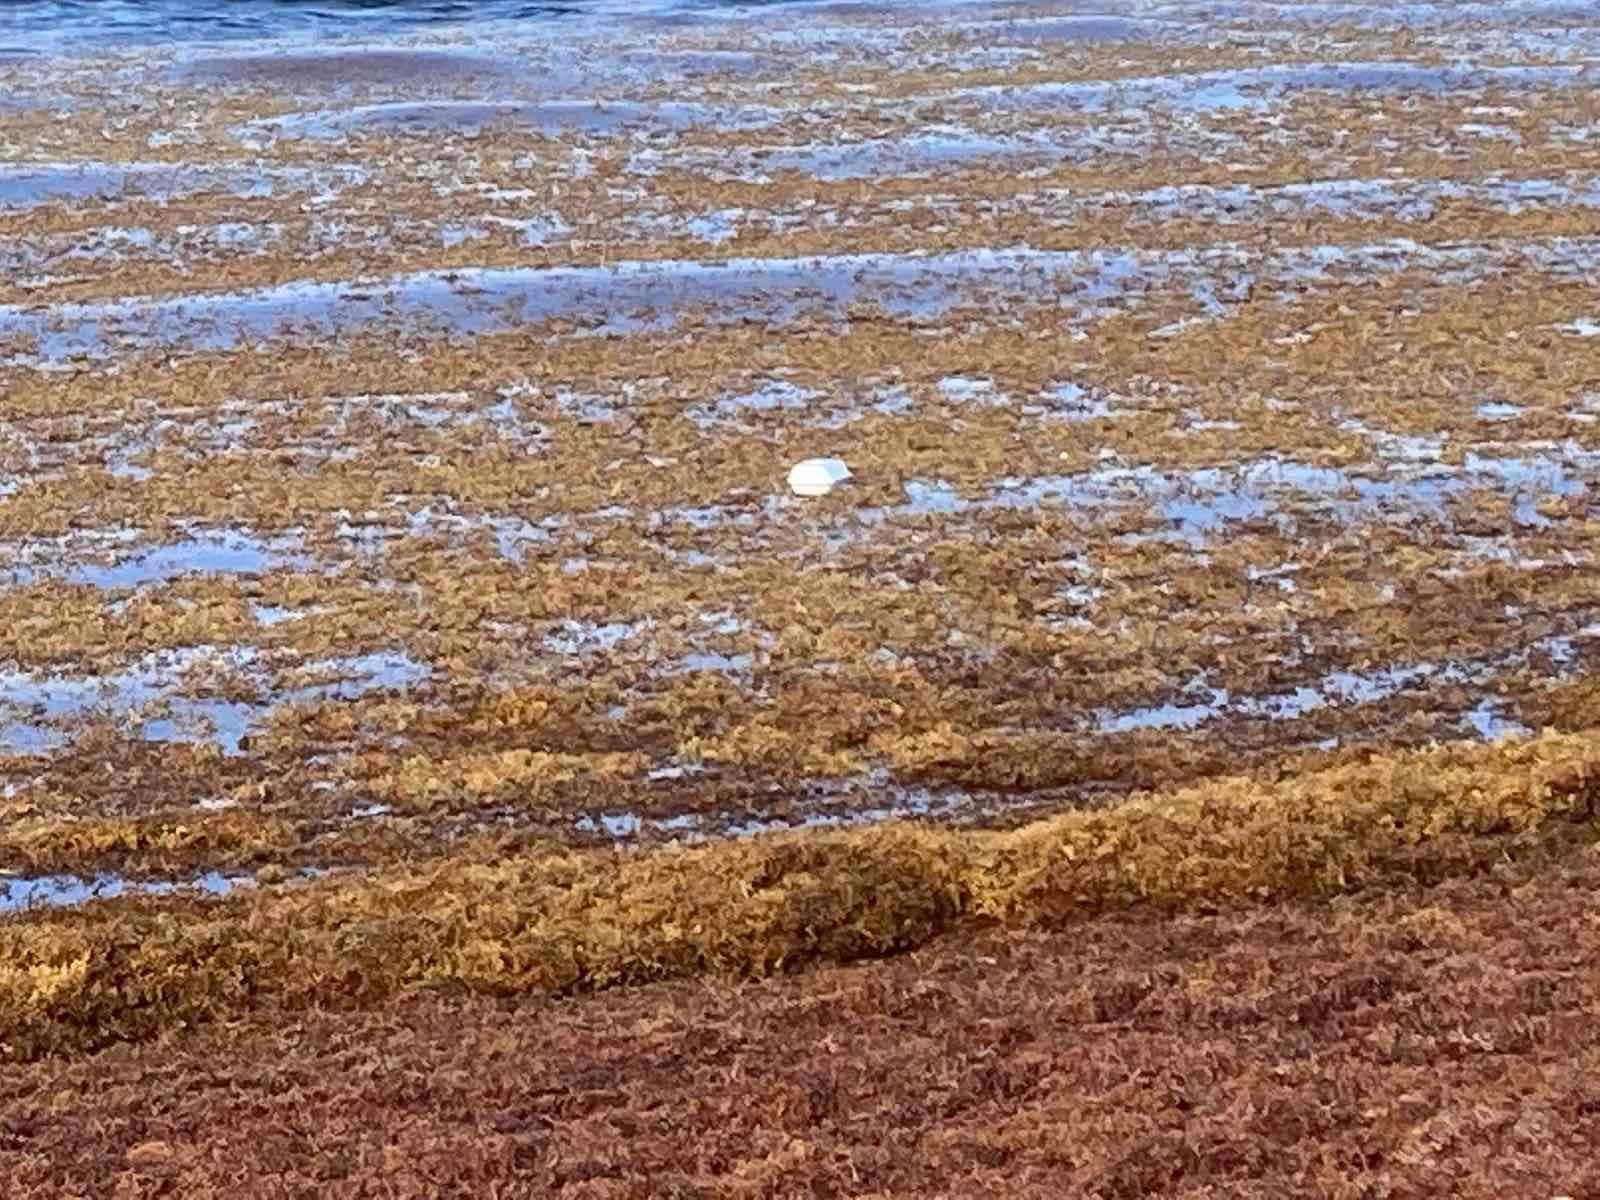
[3,728,1597,1061]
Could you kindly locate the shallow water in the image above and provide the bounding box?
[0,0,993,53]
[0,645,430,756]
[31,163,1564,275]
[973,16,1168,44]
[850,449,1598,544]
[8,238,1598,364]
[0,162,364,212]
[243,98,741,141]
[1095,623,1580,742]
[1159,0,1600,31]
[3,530,309,588]
[698,131,1084,181]
[170,46,523,87]
[0,0,585,51]
[0,868,250,913]
[0,865,338,914]
[574,777,1000,844]
[954,62,1600,116]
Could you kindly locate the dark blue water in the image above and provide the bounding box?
[0,0,730,50]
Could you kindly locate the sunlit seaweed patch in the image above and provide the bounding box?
[4,729,1599,1059]
[2,0,1600,1075]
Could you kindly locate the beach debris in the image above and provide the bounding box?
[787,457,851,497]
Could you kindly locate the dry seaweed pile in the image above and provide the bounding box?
[1,0,1600,1075]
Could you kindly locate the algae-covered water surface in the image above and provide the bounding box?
[2,0,1600,1136]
